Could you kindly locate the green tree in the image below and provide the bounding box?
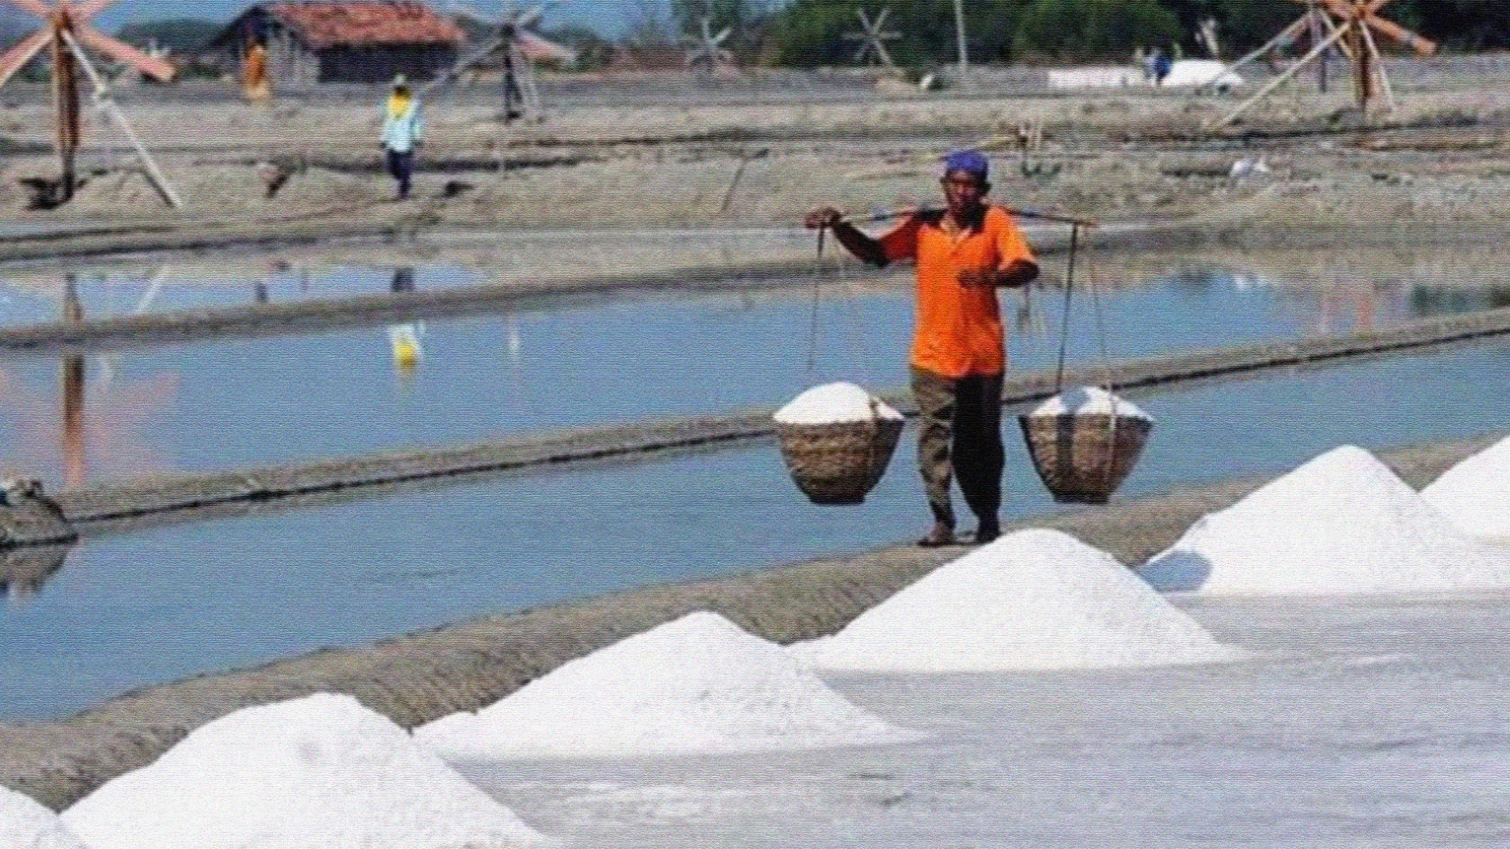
[1013,0,1181,62]
[1404,0,1510,49]
[114,18,221,55]
[771,0,1030,69]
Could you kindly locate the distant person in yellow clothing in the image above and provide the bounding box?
[380,74,423,200]
[241,38,271,102]
[805,150,1039,547]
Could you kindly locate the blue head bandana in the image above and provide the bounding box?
[942,149,989,181]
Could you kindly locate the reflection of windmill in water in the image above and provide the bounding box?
[423,1,576,123]
[0,0,180,207]
[0,272,179,490]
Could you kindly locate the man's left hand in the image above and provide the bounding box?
[957,268,995,288]
[959,260,1038,289]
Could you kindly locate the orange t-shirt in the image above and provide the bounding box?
[878,205,1036,378]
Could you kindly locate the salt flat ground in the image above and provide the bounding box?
[464,591,1510,848]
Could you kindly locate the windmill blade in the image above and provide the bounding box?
[72,0,122,22]
[4,0,55,20]
[420,33,506,94]
[513,3,546,29]
[515,28,574,63]
[0,28,51,89]
[1297,0,1437,55]
[77,26,175,81]
[1361,15,1435,55]
[450,1,499,26]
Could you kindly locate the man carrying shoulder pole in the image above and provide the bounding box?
[804,149,1039,547]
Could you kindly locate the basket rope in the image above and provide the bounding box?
[1050,222,1124,475]
[808,224,881,386]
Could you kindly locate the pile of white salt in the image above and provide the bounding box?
[415,611,921,761]
[791,529,1243,672]
[61,693,546,849]
[773,382,902,425]
[1027,385,1152,419]
[1420,433,1510,540]
[1,786,87,849]
[1141,445,1510,596]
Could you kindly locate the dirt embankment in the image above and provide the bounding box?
[1,66,1510,260]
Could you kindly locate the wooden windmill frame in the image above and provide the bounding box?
[0,0,180,206]
[843,7,899,71]
[1209,0,1436,130]
[683,13,734,75]
[423,1,576,124]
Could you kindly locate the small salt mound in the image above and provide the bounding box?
[774,381,902,425]
[793,529,1243,672]
[416,611,920,760]
[1141,445,1510,596]
[1,787,88,849]
[61,693,546,849]
[1029,385,1151,420]
[1421,434,1510,539]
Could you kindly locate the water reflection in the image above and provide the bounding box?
[0,248,1506,490]
[0,276,180,487]
[387,267,425,380]
[0,543,68,600]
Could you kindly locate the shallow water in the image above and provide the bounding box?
[1,340,1507,720]
[0,251,1506,487]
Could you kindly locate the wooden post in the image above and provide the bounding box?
[51,24,78,202]
[61,274,85,488]
[1349,2,1370,109]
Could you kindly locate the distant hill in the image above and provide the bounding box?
[115,18,222,55]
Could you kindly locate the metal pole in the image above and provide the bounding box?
[952,0,969,89]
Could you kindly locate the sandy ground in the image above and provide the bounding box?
[1,61,1509,262]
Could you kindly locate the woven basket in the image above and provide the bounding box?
[1018,412,1152,504]
[776,414,905,505]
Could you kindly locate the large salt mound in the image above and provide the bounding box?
[774,381,902,425]
[1140,445,1510,596]
[415,611,921,760]
[61,693,546,849]
[1421,433,1510,540]
[792,528,1243,672]
[1,787,88,849]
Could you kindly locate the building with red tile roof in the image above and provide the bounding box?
[210,1,465,86]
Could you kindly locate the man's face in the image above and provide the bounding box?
[941,169,988,217]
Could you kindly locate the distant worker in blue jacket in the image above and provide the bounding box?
[380,74,423,200]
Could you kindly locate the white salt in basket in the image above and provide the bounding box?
[1018,386,1152,504]
[775,383,905,505]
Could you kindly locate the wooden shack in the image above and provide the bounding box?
[209,1,465,86]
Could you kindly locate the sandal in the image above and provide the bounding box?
[918,522,957,547]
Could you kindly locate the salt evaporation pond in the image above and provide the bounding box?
[1140,445,1510,595]
[416,612,919,761]
[452,590,1510,848]
[60,693,546,849]
[793,529,1243,672]
[2,248,1509,485]
[3,341,1509,720]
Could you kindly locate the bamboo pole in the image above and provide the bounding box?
[60,30,182,209]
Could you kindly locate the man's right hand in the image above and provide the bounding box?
[804,206,842,229]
